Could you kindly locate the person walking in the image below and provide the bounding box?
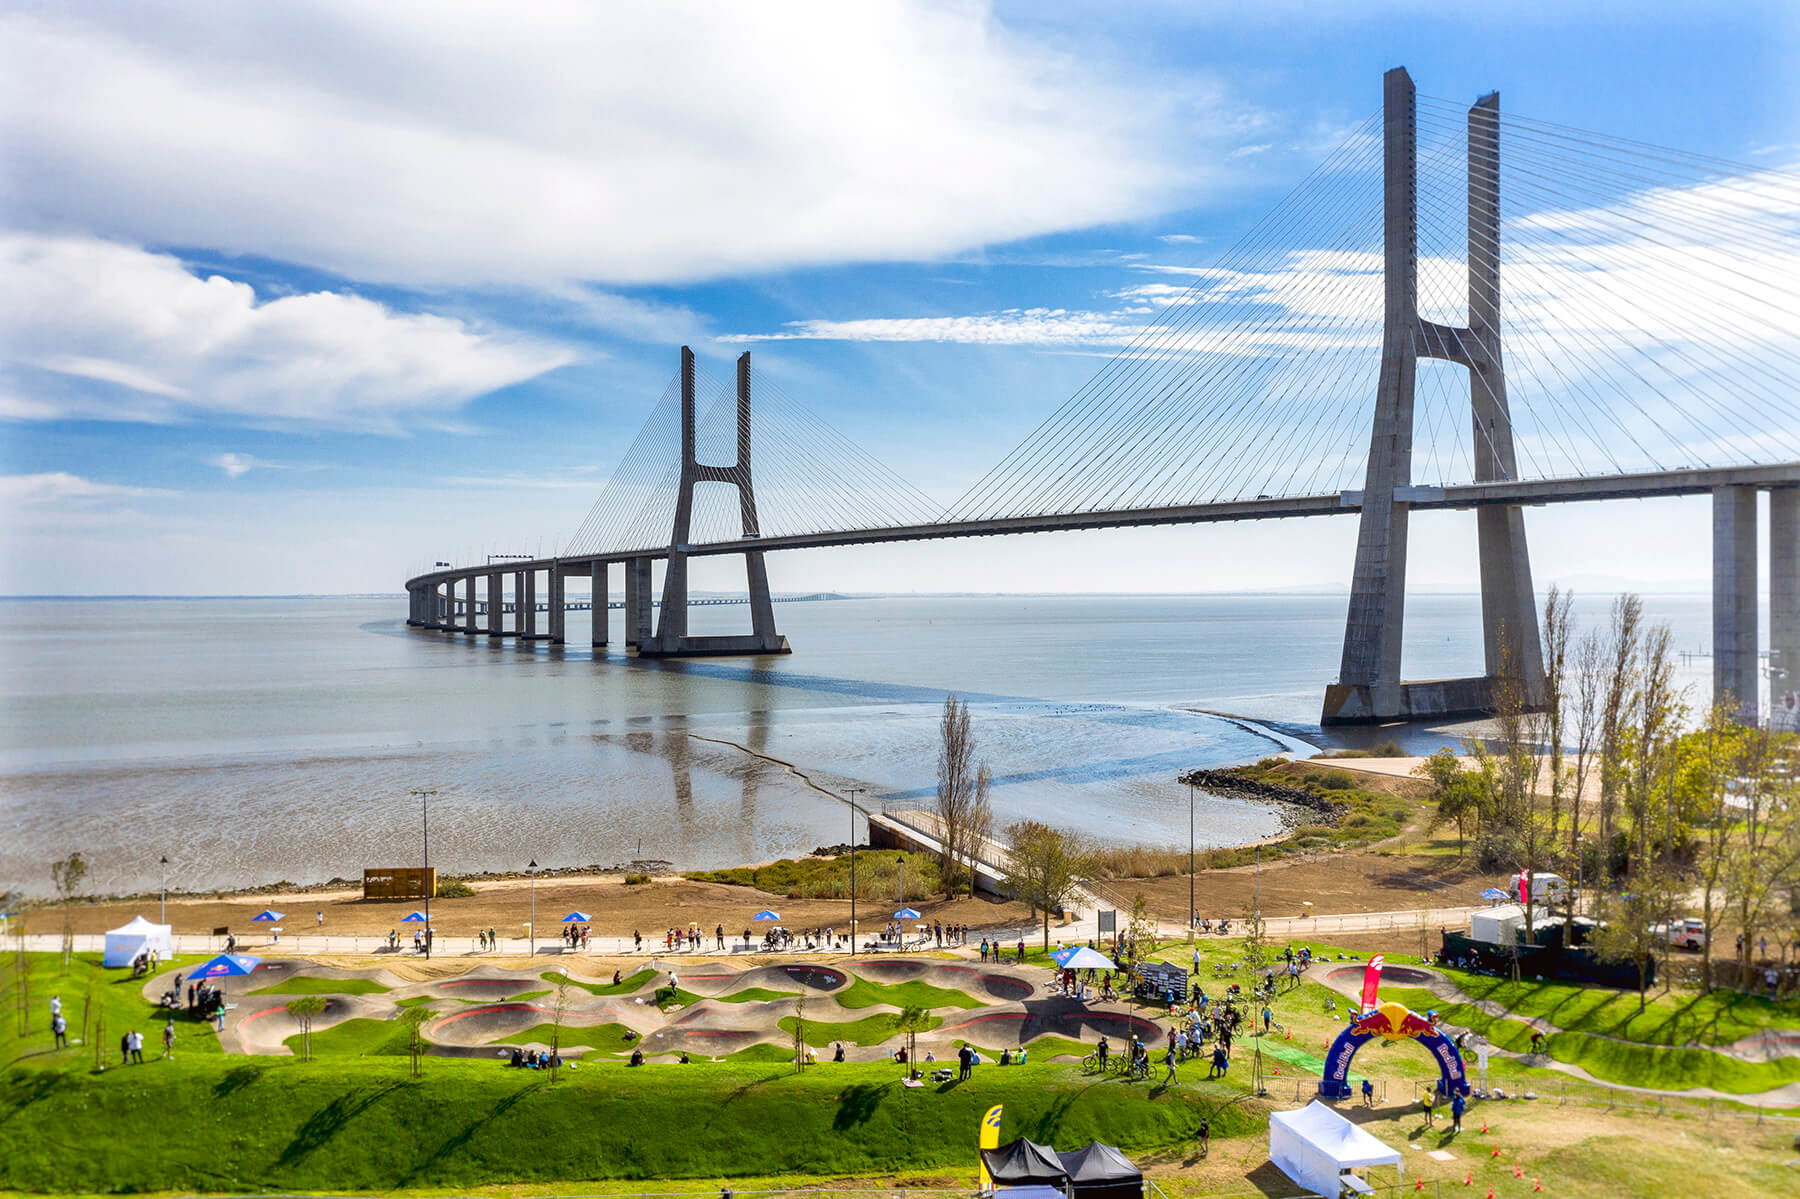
[315,911,324,931]
[162,1019,176,1060]
[1450,1091,1465,1133]
[1361,1077,1374,1107]
[51,1013,67,1049]
[1192,947,1201,976]
[1161,1043,1179,1085]
[1197,1116,1209,1159]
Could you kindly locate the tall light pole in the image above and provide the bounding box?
[844,787,864,952]
[159,856,169,925]
[1188,783,1195,932]
[411,790,437,959]
[528,859,538,956]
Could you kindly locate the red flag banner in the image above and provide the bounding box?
[1360,954,1384,1011]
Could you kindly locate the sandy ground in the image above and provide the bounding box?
[38,872,1033,940]
[1092,847,1506,925]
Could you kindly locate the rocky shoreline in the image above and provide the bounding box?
[1177,766,1347,831]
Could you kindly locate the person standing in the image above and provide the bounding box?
[316,911,324,931]
[1361,1077,1374,1107]
[1450,1091,1465,1133]
[50,994,62,1022]
[119,1030,131,1066]
[1192,947,1201,976]
[1197,1116,1209,1159]
[130,1029,144,1064]
[958,1044,973,1082]
[51,1013,67,1049]
[716,923,725,951]
[162,1020,176,1060]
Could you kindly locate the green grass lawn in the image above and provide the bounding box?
[249,975,390,996]
[777,1011,942,1047]
[495,1021,637,1052]
[2,952,227,1066]
[1439,968,1800,1046]
[833,975,984,1011]
[711,986,799,1004]
[285,1017,414,1057]
[541,968,656,996]
[0,1053,1257,1192]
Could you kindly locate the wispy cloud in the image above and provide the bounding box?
[0,472,173,505]
[0,3,1251,289]
[0,233,575,431]
[1228,143,1272,159]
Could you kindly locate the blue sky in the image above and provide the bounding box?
[2,1,1795,595]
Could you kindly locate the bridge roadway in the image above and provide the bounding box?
[408,461,1800,594]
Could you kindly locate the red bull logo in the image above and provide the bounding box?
[1350,1001,1435,1042]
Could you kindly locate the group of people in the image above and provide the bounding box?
[506,1046,562,1069]
[477,927,501,950]
[977,937,1027,963]
[561,923,591,950]
[108,1020,175,1065]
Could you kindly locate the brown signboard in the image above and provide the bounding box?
[363,867,437,900]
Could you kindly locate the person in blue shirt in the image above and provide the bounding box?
[1451,1091,1466,1132]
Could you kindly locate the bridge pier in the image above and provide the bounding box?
[1771,491,1800,720]
[548,564,566,645]
[462,576,477,634]
[485,573,502,635]
[640,347,789,658]
[1714,485,1759,722]
[625,558,653,649]
[591,561,609,647]
[1323,69,1544,725]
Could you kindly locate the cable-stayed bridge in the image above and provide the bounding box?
[407,68,1800,726]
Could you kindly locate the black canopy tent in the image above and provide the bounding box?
[981,1140,1068,1188]
[1058,1142,1144,1199]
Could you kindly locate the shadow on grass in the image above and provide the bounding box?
[213,1064,259,1099]
[405,1082,540,1183]
[275,1082,405,1169]
[833,1082,891,1130]
[0,1071,65,1129]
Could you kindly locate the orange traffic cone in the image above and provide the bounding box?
[1463,1171,1473,1186]
[1533,1179,1543,1193]
[1513,1165,1524,1178]
[1415,1180,1426,1192]
[1480,1120,1489,1134]
[1491,1147,1503,1158]
[1485,1185,1495,1199]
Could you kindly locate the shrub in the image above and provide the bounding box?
[436,877,476,899]
[624,873,652,886]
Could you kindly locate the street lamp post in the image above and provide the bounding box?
[411,790,437,959]
[159,855,169,925]
[528,859,538,956]
[1188,782,1195,931]
[844,787,864,953]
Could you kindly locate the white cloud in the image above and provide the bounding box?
[725,309,1147,347]
[0,472,171,505]
[1228,143,1273,159]
[212,453,259,478]
[0,2,1238,289]
[1158,234,1205,245]
[0,233,575,430]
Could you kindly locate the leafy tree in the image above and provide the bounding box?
[792,992,807,1075]
[49,852,88,968]
[399,1006,432,1078]
[935,694,994,897]
[549,979,570,1082]
[894,1004,930,1076]
[1001,821,1090,949]
[1414,749,1489,857]
[285,996,327,1061]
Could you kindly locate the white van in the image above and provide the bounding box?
[1651,918,1706,951]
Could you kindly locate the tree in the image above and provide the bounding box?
[549,979,570,1082]
[935,694,994,897]
[1001,821,1090,949]
[1596,595,1643,881]
[399,1006,432,1078]
[1240,901,1269,973]
[894,1004,930,1077]
[49,852,88,968]
[1562,625,1607,941]
[1414,749,1489,856]
[792,992,808,1074]
[1723,733,1800,984]
[285,996,327,1061]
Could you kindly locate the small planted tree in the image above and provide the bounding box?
[286,996,327,1061]
[50,852,88,968]
[792,992,807,1074]
[399,1007,432,1078]
[894,1004,930,1077]
[549,979,570,1082]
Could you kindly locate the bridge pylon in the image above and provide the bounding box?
[1323,67,1546,724]
[639,347,791,657]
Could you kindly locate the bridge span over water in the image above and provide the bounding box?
[410,69,1800,726]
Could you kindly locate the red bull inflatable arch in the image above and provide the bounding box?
[1318,1001,1470,1100]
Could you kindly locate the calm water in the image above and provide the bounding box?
[0,592,1719,896]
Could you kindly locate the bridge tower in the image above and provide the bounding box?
[640,347,791,657]
[1323,68,1546,724]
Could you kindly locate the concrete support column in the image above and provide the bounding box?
[592,562,609,647]
[625,558,653,648]
[523,570,538,637]
[513,571,525,635]
[463,576,478,634]
[1713,485,1759,723]
[1772,490,1800,718]
[487,573,504,635]
[548,565,566,644]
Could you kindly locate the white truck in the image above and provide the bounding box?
[1651,918,1706,951]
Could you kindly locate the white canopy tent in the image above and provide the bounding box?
[102,915,173,967]
[1269,1102,1403,1198]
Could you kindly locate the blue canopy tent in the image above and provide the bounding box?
[189,953,260,981]
[401,911,428,923]
[1054,946,1118,971]
[249,910,283,922]
[561,912,591,922]
[895,907,922,920]
[752,909,781,921]
[1478,888,1509,904]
